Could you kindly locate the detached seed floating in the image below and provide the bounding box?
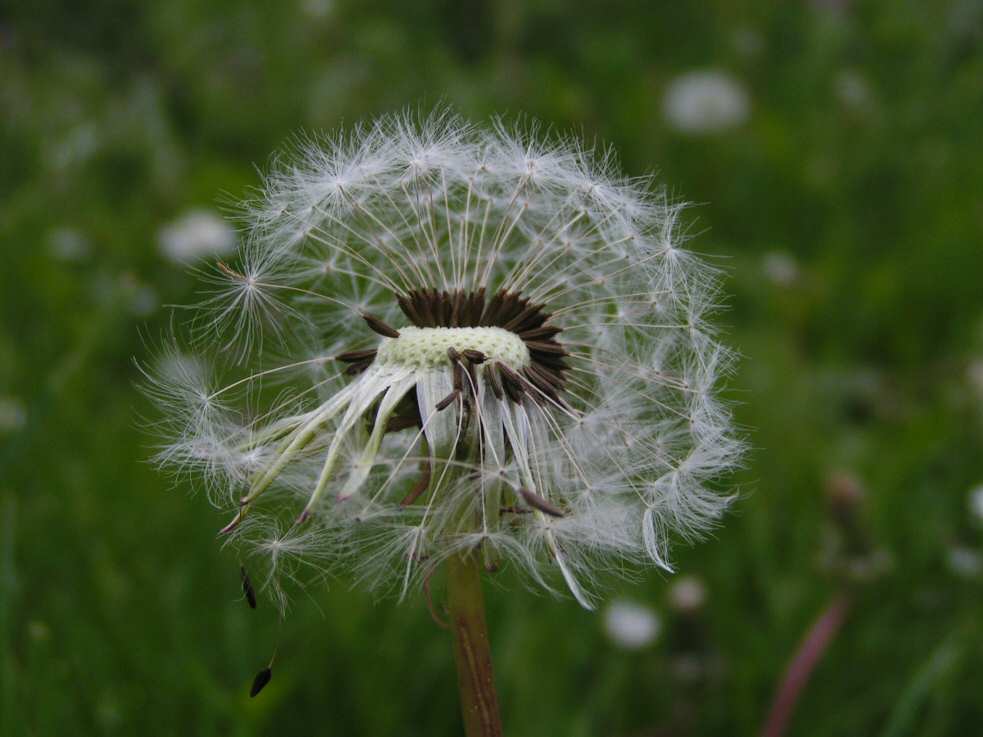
[240,566,257,609]
[249,666,272,698]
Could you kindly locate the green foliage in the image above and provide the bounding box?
[2,1,982,735]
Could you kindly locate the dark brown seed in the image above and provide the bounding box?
[344,360,373,376]
[523,368,560,403]
[462,349,486,364]
[464,361,478,397]
[385,416,420,432]
[498,363,524,386]
[249,667,272,697]
[499,365,526,403]
[450,290,464,327]
[497,293,523,326]
[361,313,400,339]
[533,353,569,370]
[497,291,524,326]
[485,364,504,400]
[400,457,432,506]
[499,505,532,515]
[240,566,257,609]
[519,325,562,340]
[336,349,377,363]
[515,309,550,333]
[502,303,541,332]
[527,362,563,388]
[479,291,504,326]
[415,290,435,327]
[451,362,465,393]
[466,289,485,326]
[526,340,567,355]
[435,391,459,412]
[428,288,442,321]
[437,290,451,326]
[518,487,566,517]
[396,294,424,327]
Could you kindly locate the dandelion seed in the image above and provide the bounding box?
[240,566,257,609]
[146,109,743,609]
[249,666,272,697]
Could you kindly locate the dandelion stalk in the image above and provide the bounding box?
[446,550,503,737]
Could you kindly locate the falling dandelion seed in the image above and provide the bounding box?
[240,566,257,609]
[249,666,272,697]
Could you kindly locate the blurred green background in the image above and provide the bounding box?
[2,1,983,735]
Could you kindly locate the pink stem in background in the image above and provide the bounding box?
[761,593,852,737]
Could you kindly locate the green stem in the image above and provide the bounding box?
[446,551,503,737]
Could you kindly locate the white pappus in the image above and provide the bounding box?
[145,108,744,609]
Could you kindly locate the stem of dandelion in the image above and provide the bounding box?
[446,550,503,737]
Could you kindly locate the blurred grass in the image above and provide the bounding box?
[2,1,983,735]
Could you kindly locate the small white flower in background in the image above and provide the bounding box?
[663,70,750,135]
[967,359,983,401]
[834,70,873,111]
[0,396,26,432]
[118,272,158,316]
[47,227,90,262]
[947,545,982,578]
[668,575,707,615]
[604,599,661,649]
[300,0,333,19]
[732,28,763,58]
[145,110,743,608]
[968,484,983,524]
[158,209,237,264]
[762,251,800,287]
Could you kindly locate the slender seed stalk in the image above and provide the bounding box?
[446,550,503,737]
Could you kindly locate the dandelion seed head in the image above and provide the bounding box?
[146,108,743,609]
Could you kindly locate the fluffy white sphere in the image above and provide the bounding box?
[146,109,743,608]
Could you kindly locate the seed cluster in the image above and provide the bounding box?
[337,288,569,408]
